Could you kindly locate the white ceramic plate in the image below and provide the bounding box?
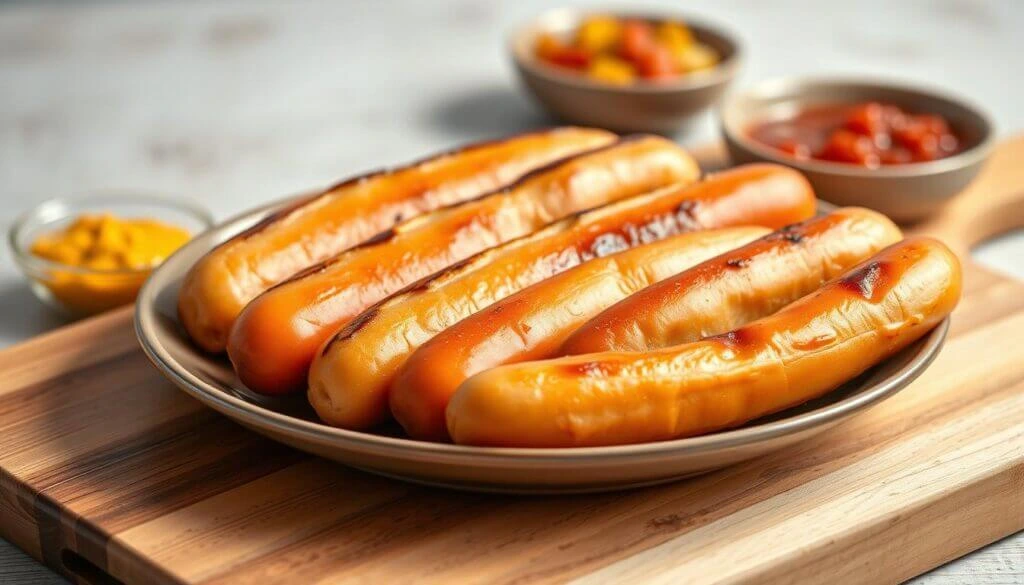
[135,199,948,494]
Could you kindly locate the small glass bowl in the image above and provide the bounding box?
[9,193,214,318]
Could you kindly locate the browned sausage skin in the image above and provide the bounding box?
[396,207,894,441]
[447,237,962,447]
[229,135,700,395]
[561,207,903,355]
[308,163,815,432]
[178,127,616,352]
[387,228,769,440]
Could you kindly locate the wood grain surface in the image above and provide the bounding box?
[0,138,1022,585]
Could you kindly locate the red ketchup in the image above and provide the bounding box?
[748,102,960,168]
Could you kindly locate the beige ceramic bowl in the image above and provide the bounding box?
[135,199,949,494]
[510,8,741,134]
[721,77,995,222]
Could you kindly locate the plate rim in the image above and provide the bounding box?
[134,197,949,466]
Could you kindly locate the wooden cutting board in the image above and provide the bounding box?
[1,137,1022,585]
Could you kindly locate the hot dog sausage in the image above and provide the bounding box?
[447,237,961,447]
[229,135,700,394]
[561,207,902,354]
[309,163,815,431]
[178,127,616,352]
[387,227,768,440]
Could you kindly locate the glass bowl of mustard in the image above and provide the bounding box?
[9,193,214,318]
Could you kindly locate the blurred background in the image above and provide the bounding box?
[0,1,1021,583]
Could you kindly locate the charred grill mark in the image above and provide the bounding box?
[329,251,483,345]
[359,227,397,247]
[838,261,892,301]
[778,223,806,243]
[506,133,646,191]
[235,192,322,240]
[400,255,479,295]
[331,134,640,259]
[756,221,810,247]
[709,327,760,350]
[264,257,333,292]
[454,135,632,207]
[228,127,608,243]
[674,199,699,221]
[324,306,382,353]
[726,257,751,269]
[587,232,631,258]
[574,202,703,261]
[268,220,400,292]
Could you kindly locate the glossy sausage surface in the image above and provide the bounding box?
[389,227,768,440]
[561,207,902,354]
[447,237,962,447]
[308,163,815,430]
[229,135,700,394]
[178,127,616,352]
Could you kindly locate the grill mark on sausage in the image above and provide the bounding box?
[837,261,894,302]
[264,257,333,292]
[331,185,708,345]
[709,327,762,351]
[761,222,806,245]
[234,192,322,240]
[323,203,695,351]
[324,306,382,355]
[270,136,645,288]
[449,136,634,208]
[232,127,615,241]
[726,257,751,269]
[359,227,398,247]
[324,252,481,347]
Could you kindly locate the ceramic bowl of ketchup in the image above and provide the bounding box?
[720,77,994,221]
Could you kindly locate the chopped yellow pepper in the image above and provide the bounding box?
[576,15,621,54]
[587,55,636,85]
[30,213,191,315]
[655,21,694,54]
[673,42,720,72]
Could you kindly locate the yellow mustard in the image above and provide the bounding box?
[30,213,191,315]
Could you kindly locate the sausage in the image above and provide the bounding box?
[561,207,902,354]
[178,127,616,352]
[387,227,767,440]
[228,135,701,395]
[446,237,962,447]
[309,163,815,431]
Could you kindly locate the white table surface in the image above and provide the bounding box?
[0,1,1021,583]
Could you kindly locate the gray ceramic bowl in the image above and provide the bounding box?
[510,8,741,134]
[720,77,995,222]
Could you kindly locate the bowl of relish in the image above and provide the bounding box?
[510,8,741,134]
[721,77,994,221]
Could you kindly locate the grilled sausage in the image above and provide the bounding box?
[561,207,902,354]
[447,237,961,447]
[387,228,768,440]
[178,127,616,352]
[309,163,815,431]
[229,135,700,394]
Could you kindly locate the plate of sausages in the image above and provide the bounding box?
[135,127,959,493]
